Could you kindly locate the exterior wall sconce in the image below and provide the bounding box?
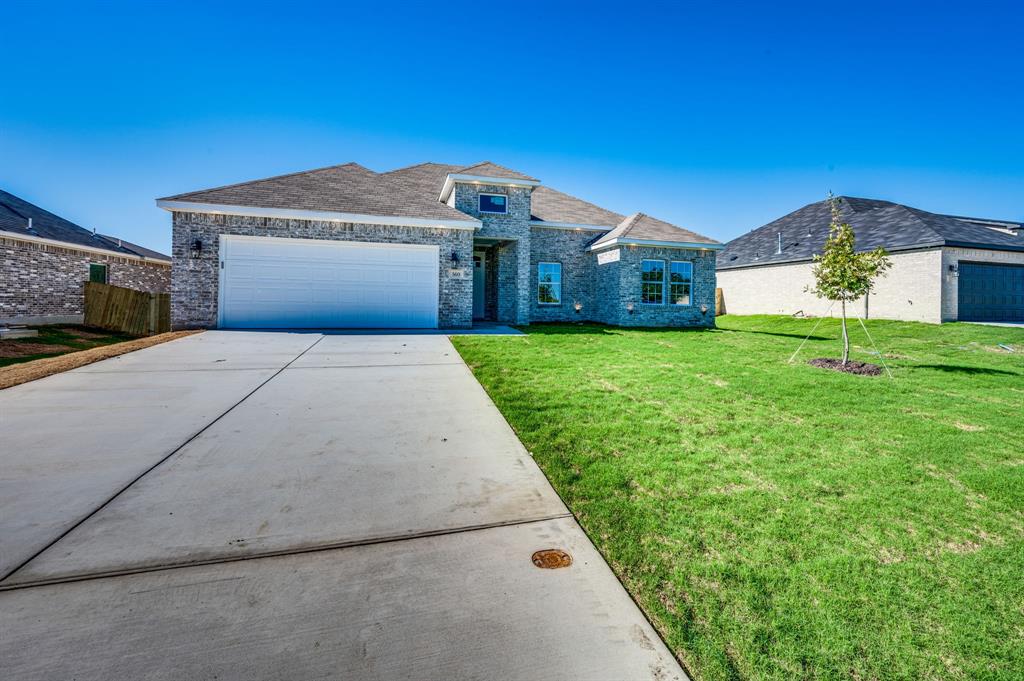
[573,301,582,313]
[190,238,203,259]
[450,251,460,264]
[948,263,958,277]
[700,303,709,315]
[626,302,635,314]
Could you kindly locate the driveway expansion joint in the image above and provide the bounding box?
[0,334,326,585]
[0,512,575,592]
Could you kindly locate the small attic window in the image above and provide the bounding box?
[479,193,507,214]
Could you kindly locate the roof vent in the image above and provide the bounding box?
[776,232,783,254]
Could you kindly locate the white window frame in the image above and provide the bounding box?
[669,261,693,306]
[478,192,509,214]
[537,262,562,305]
[640,259,665,305]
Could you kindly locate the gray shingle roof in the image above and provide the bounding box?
[591,212,721,248]
[529,186,625,227]
[0,189,169,260]
[381,162,462,195]
[160,160,705,240]
[161,163,475,223]
[454,161,539,182]
[718,197,1024,271]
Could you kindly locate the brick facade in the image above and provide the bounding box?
[167,178,720,330]
[170,211,473,329]
[0,236,170,324]
[453,183,533,324]
[529,227,597,322]
[593,245,718,327]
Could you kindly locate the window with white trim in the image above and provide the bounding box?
[640,259,665,304]
[538,262,562,305]
[479,193,508,214]
[670,261,693,305]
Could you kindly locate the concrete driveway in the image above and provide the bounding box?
[0,331,685,680]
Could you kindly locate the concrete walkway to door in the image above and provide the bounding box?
[0,331,686,680]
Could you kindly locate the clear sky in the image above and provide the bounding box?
[2,1,1022,254]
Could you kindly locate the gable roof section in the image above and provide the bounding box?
[160,163,478,226]
[530,186,625,227]
[0,189,169,261]
[454,161,539,182]
[718,197,1024,270]
[590,212,722,249]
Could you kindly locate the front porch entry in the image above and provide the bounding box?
[473,238,516,323]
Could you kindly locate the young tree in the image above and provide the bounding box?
[807,194,892,365]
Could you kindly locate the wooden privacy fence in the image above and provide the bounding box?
[84,282,170,336]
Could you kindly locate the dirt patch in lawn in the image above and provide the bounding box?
[0,330,201,390]
[59,327,111,340]
[808,358,882,376]
[0,342,75,359]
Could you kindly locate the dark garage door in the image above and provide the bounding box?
[958,262,1024,322]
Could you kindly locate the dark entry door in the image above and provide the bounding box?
[957,262,1024,322]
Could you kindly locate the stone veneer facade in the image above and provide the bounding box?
[0,235,170,324]
[169,178,720,330]
[170,211,473,329]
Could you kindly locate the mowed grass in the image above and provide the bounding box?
[451,316,1024,681]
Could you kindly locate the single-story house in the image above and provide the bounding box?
[157,162,722,330]
[717,196,1024,323]
[1,189,171,325]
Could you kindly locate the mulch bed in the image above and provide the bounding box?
[808,358,882,376]
[0,330,201,390]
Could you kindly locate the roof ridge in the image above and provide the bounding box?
[381,161,457,175]
[889,204,947,244]
[159,162,376,201]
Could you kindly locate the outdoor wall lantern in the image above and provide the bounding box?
[948,263,959,277]
[626,302,635,314]
[190,238,203,259]
[450,250,460,264]
[700,303,709,315]
[573,301,583,313]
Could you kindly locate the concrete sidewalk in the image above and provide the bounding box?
[0,331,686,680]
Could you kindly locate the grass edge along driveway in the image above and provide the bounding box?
[451,315,1024,681]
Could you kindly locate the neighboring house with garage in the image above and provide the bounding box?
[0,189,171,325]
[157,162,722,330]
[717,196,1024,324]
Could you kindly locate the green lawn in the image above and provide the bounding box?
[0,325,135,367]
[451,316,1024,681]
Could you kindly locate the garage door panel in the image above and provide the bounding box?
[220,236,440,329]
[958,262,1024,322]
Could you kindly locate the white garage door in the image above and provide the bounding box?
[219,236,439,329]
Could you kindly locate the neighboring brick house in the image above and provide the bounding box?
[158,162,722,330]
[717,197,1024,324]
[0,190,171,325]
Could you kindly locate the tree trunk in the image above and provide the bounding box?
[840,299,850,365]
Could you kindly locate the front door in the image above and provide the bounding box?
[472,251,486,320]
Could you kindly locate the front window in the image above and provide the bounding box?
[640,259,664,304]
[479,193,508,214]
[89,263,108,284]
[670,261,693,305]
[538,262,561,305]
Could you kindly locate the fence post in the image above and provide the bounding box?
[148,293,158,335]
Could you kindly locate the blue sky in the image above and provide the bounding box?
[2,1,1021,253]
